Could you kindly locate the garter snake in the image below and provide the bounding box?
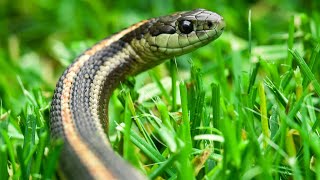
[50,8,225,179]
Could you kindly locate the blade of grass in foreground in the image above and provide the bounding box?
[44,140,63,179]
[258,82,270,149]
[117,123,176,177]
[0,144,8,179]
[289,49,320,97]
[211,83,221,152]
[148,154,178,179]
[123,91,134,162]
[176,81,193,180]
[170,59,178,112]
[0,110,9,179]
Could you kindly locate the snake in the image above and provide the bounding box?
[49,8,225,179]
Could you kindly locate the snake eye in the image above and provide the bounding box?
[178,20,193,34]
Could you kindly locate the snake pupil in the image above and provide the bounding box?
[178,20,193,34]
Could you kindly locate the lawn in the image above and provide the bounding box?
[0,0,320,179]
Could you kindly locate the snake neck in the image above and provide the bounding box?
[50,38,145,179]
[80,40,142,131]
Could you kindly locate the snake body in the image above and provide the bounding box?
[50,9,225,179]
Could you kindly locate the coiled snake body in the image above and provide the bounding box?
[50,8,225,179]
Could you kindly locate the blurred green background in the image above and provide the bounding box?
[0,0,319,112]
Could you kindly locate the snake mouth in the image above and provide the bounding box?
[148,11,225,56]
[153,25,225,57]
[216,17,225,33]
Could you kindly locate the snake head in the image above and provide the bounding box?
[129,8,225,61]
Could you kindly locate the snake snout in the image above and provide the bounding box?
[217,17,225,32]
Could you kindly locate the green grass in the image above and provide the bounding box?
[1,0,320,179]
